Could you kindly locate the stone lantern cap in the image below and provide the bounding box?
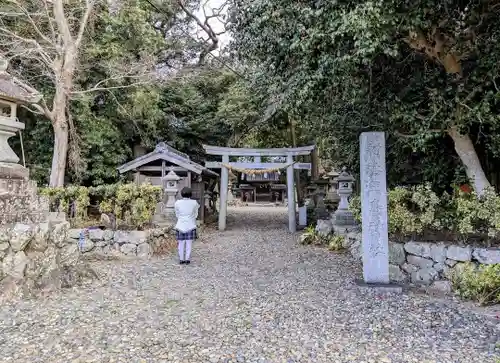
[0,58,41,104]
[334,167,355,183]
[326,169,340,178]
[163,169,181,181]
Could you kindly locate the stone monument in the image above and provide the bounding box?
[0,59,49,224]
[357,132,395,289]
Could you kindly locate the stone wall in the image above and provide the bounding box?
[68,226,176,260]
[0,221,82,296]
[0,221,176,300]
[337,227,500,290]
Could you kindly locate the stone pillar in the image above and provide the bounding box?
[359,132,389,284]
[286,154,296,232]
[218,154,229,231]
[227,179,234,203]
[314,189,329,220]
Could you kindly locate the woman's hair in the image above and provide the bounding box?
[180,187,192,198]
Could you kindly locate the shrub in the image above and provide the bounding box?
[349,183,500,242]
[40,186,89,224]
[327,235,345,252]
[40,183,162,229]
[299,226,345,252]
[450,263,500,305]
[299,225,321,245]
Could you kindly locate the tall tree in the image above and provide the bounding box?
[229,0,500,194]
[0,0,160,186]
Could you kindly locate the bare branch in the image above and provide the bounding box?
[7,0,55,46]
[0,27,55,66]
[394,130,443,138]
[75,0,94,47]
[21,104,44,115]
[176,0,229,64]
[53,0,73,46]
[71,80,153,95]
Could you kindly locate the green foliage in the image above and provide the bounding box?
[327,235,345,252]
[299,225,318,245]
[350,184,500,240]
[451,263,500,305]
[230,0,500,190]
[299,225,345,252]
[454,188,500,237]
[40,183,162,229]
[40,186,90,224]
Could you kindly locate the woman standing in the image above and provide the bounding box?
[174,187,200,264]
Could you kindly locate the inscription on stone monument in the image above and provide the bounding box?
[360,132,389,284]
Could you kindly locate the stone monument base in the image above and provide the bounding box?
[0,178,49,224]
[355,279,403,294]
[152,202,176,227]
[332,210,355,226]
[0,162,29,180]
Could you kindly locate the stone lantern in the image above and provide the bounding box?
[0,58,50,224]
[163,169,181,209]
[332,167,355,225]
[326,169,340,202]
[0,58,41,178]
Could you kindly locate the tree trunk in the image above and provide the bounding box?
[49,117,69,187]
[49,85,69,187]
[48,50,75,187]
[447,126,491,195]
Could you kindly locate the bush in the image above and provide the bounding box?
[299,226,345,252]
[327,235,344,252]
[40,183,162,229]
[450,263,500,305]
[349,183,500,242]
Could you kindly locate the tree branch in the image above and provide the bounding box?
[176,0,228,64]
[75,0,94,47]
[71,81,152,95]
[53,0,73,46]
[7,0,55,46]
[394,129,443,138]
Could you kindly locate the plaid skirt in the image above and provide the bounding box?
[175,228,197,241]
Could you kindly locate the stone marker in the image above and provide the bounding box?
[359,132,391,285]
[298,206,307,226]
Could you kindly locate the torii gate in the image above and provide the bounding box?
[203,145,316,232]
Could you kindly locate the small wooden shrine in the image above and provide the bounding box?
[236,170,287,203]
[117,142,219,223]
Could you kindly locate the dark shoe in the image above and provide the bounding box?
[179,260,186,264]
[185,260,191,265]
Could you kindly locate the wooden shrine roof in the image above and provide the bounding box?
[118,142,218,177]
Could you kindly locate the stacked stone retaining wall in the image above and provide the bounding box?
[0,221,176,298]
[336,227,500,290]
[69,226,175,259]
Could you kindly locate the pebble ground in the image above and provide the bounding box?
[1,207,499,362]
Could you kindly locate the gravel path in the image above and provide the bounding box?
[1,207,499,362]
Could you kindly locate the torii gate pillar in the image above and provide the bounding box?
[219,154,229,231]
[286,153,296,232]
